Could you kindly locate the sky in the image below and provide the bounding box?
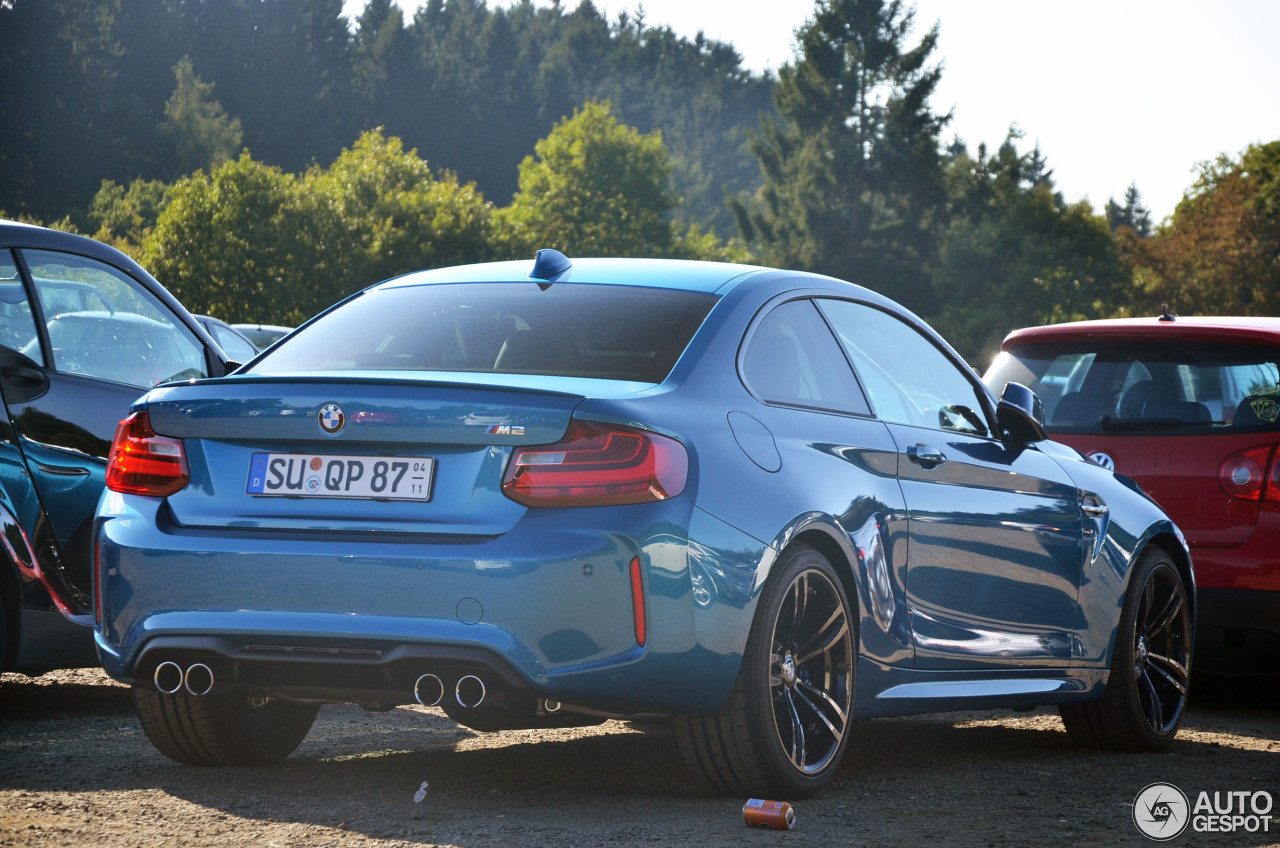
[343,0,1280,224]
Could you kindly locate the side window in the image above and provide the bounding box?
[0,250,43,365]
[741,300,869,415]
[208,323,258,363]
[22,250,208,388]
[818,299,989,435]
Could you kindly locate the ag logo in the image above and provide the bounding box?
[318,403,345,435]
[1133,782,1189,840]
[1089,451,1115,470]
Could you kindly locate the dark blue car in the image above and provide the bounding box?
[0,220,232,676]
[94,250,1193,797]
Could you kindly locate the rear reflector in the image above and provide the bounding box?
[105,411,190,497]
[630,556,646,648]
[502,420,687,507]
[1218,444,1278,501]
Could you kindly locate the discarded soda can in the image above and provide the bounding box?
[742,798,795,830]
[413,781,430,803]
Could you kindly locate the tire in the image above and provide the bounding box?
[133,686,320,766]
[1059,546,1191,751]
[675,543,855,798]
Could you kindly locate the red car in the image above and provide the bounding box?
[984,314,1280,674]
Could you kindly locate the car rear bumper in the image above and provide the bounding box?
[93,492,768,715]
[1193,587,1280,674]
[1188,508,1280,592]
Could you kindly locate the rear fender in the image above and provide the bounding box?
[773,510,914,669]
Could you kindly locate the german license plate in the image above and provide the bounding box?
[246,453,433,500]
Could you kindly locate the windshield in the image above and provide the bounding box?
[251,282,717,384]
[984,341,1280,434]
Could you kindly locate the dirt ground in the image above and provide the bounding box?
[1,668,1277,848]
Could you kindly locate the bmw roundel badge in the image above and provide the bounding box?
[318,403,345,435]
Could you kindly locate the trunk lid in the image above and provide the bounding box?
[143,376,601,536]
[1051,432,1267,548]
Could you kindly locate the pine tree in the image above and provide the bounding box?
[160,56,244,174]
[733,0,949,312]
[1105,183,1153,237]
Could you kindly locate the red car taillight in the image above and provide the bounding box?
[105,411,190,497]
[1219,444,1280,502]
[501,421,688,507]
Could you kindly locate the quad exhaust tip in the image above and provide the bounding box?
[413,673,444,707]
[153,661,215,696]
[413,673,487,708]
[154,663,483,708]
[455,675,486,708]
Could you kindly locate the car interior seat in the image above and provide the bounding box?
[1117,379,1164,418]
[1050,392,1108,428]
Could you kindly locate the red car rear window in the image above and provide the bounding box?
[984,341,1280,435]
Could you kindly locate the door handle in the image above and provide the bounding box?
[1081,503,1109,517]
[907,444,946,467]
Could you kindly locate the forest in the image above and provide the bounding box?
[2,0,1277,365]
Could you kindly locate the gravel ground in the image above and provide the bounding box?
[1,668,1278,847]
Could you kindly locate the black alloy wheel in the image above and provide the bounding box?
[1060,546,1191,751]
[675,543,855,797]
[1129,554,1192,738]
[767,565,854,777]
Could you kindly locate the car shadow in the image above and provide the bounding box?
[2,671,1277,848]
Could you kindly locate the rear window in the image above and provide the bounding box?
[984,341,1280,434]
[251,282,716,383]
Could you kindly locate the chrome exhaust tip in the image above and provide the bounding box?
[413,673,444,707]
[455,675,486,708]
[183,662,215,697]
[542,699,562,714]
[153,661,184,695]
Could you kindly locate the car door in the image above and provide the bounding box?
[0,247,214,616]
[817,298,1087,669]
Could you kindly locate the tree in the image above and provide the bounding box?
[1123,141,1280,317]
[2,0,775,236]
[140,152,310,324]
[160,57,244,174]
[1105,183,1152,237]
[88,177,170,254]
[0,0,141,222]
[497,100,743,260]
[733,0,949,313]
[302,128,496,287]
[350,0,410,129]
[931,136,1129,365]
[138,131,501,325]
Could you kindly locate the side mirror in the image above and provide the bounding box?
[997,381,1047,444]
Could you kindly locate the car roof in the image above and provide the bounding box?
[1,219,116,254]
[378,257,774,296]
[1002,315,1280,347]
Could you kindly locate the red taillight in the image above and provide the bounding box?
[105,411,189,497]
[501,420,688,507]
[1219,444,1279,502]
